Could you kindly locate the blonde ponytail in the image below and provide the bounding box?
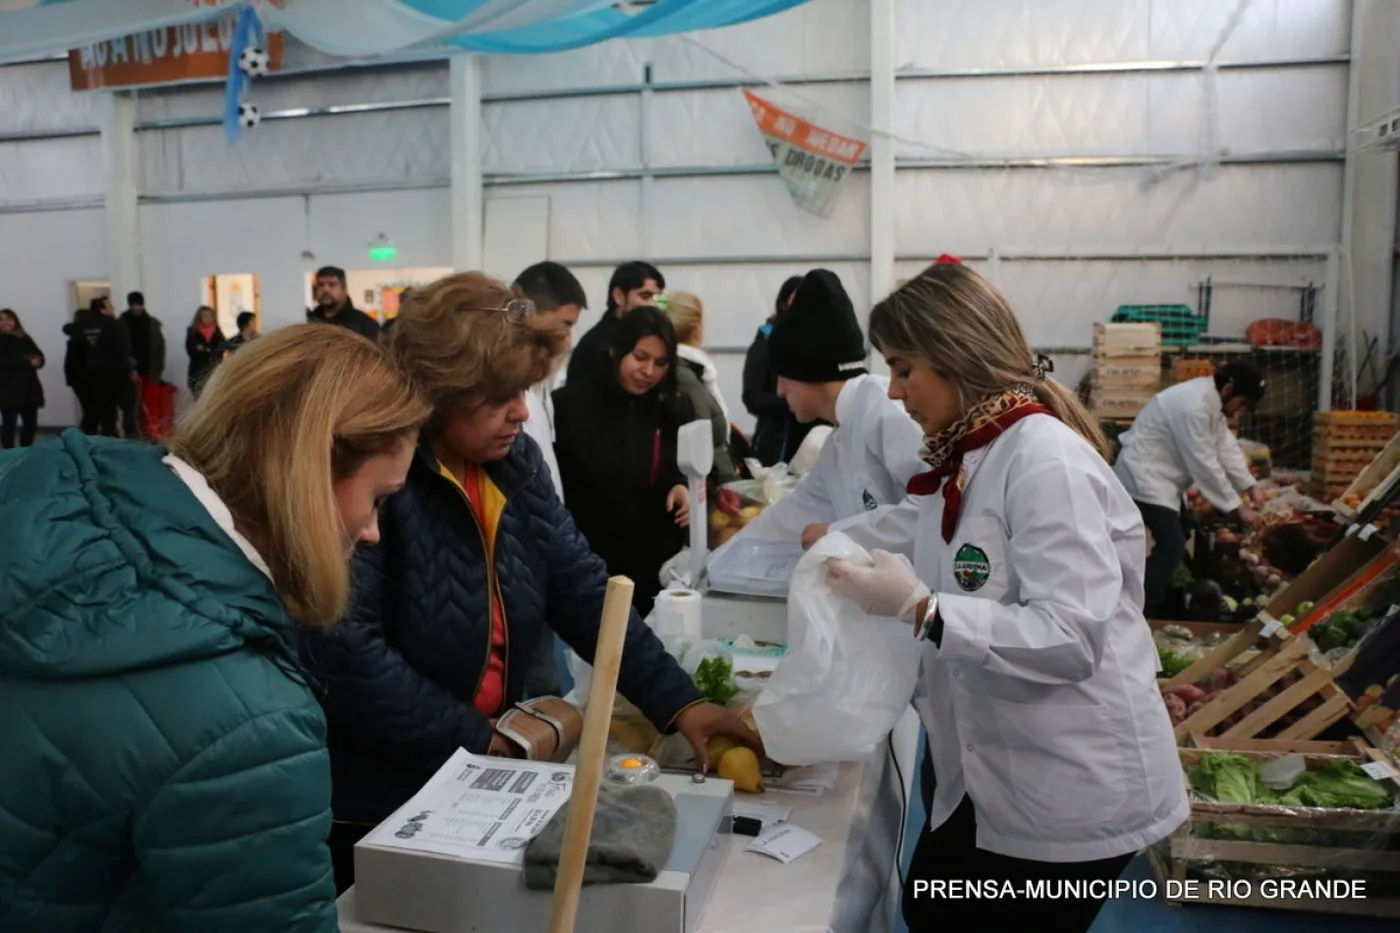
[1032,378,1111,460]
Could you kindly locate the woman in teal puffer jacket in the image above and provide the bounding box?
[0,324,429,932]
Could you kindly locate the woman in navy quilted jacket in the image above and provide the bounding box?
[302,272,762,893]
[0,325,429,932]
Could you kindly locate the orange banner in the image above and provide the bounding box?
[743,89,866,218]
[69,9,284,91]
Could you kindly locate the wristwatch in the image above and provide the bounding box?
[916,595,943,646]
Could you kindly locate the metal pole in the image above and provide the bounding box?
[100,91,140,306]
[868,0,896,314]
[449,55,483,271]
[1320,249,1341,411]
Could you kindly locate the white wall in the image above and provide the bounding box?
[0,0,1373,430]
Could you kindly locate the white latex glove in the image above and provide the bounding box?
[825,549,931,623]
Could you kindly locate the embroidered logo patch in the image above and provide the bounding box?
[861,489,878,511]
[953,543,991,592]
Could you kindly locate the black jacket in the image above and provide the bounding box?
[63,311,129,390]
[564,311,621,385]
[553,369,693,613]
[120,310,167,381]
[302,436,703,824]
[742,322,816,466]
[0,333,44,410]
[308,303,381,342]
[185,327,228,392]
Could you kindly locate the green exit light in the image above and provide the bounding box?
[369,244,398,262]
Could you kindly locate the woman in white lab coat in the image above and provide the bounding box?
[721,269,925,553]
[827,262,1187,933]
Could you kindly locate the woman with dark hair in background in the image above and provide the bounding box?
[0,308,44,448]
[744,275,815,466]
[186,306,229,398]
[554,305,695,614]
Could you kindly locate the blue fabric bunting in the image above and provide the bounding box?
[223,4,265,145]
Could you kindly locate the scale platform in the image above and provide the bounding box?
[353,772,734,933]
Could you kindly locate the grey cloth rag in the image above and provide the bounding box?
[522,784,678,890]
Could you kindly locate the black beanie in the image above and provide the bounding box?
[767,269,867,383]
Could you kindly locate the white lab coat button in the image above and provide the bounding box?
[952,667,961,678]
[965,743,974,752]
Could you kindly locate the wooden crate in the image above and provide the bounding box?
[1171,357,1216,385]
[1333,432,1400,519]
[1314,411,1400,446]
[1093,321,1162,357]
[1161,620,1354,744]
[1148,745,1400,919]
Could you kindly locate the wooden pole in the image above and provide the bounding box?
[546,575,635,933]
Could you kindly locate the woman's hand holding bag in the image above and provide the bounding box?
[826,549,930,623]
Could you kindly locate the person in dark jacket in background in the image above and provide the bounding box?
[564,260,663,385]
[0,325,429,933]
[302,273,759,893]
[0,308,44,449]
[119,291,167,438]
[308,265,382,341]
[185,306,228,398]
[744,275,816,466]
[226,311,260,353]
[64,297,129,436]
[554,306,696,614]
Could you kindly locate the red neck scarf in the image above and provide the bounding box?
[907,387,1055,542]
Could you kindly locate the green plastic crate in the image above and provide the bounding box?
[1111,305,1205,347]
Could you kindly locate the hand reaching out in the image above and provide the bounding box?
[667,484,691,528]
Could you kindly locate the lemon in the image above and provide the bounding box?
[717,746,764,793]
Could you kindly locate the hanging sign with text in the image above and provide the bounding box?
[68,2,284,91]
[743,88,866,219]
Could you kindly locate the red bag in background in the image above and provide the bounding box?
[139,378,177,441]
[1246,318,1322,349]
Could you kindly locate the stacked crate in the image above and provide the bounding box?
[1170,357,1215,386]
[1311,411,1400,502]
[1090,322,1162,420]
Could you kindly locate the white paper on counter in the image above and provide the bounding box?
[748,824,823,864]
[362,749,574,864]
[771,762,840,796]
[732,801,792,827]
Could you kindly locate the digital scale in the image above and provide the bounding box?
[353,771,735,933]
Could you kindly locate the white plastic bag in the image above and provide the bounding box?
[751,532,921,766]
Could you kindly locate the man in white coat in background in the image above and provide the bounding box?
[720,268,925,556]
[1113,361,1267,617]
[514,261,588,502]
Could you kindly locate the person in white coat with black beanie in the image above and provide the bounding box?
[722,268,924,555]
[826,261,1187,933]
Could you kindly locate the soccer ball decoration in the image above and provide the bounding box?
[237,103,261,130]
[238,47,271,78]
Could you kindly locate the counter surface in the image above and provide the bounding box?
[336,760,874,933]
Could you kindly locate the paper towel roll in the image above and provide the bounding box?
[653,588,703,640]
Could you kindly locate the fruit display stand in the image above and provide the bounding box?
[1157,533,1396,744]
[1147,745,1400,919]
[1160,623,1354,745]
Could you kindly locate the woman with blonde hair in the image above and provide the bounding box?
[826,261,1186,933]
[0,325,429,932]
[663,290,737,483]
[303,272,760,892]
